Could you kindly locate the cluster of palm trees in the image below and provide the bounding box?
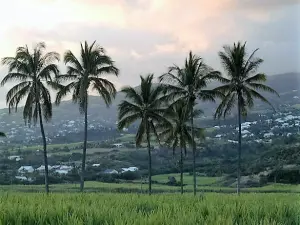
[1,41,118,193]
[1,41,278,195]
[117,42,278,195]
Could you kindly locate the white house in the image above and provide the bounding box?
[59,165,72,171]
[55,170,69,175]
[8,155,22,161]
[36,165,52,172]
[18,166,34,174]
[121,167,138,173]
[53,165,73,175]
[264,132,274,138]
[112,143,123,148]
[282,123,289,128]
[51,165,61,170]
[15,176,33,182]
[241,130,250,135]
[103,169,118,174]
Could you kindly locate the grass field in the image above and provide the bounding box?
[1,179,300,194]
[152,173,222,186]
[22,142,84,151]
[0,192,298,224]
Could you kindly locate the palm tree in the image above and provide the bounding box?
[160,100,205,194]
[159,51,223,195]
[1,42,60,193]
[0,132,5,137]
[214,41,279,195]
[54,41,119,192]
[118,74,170,195]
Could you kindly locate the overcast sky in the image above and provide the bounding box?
[0,0,299,108]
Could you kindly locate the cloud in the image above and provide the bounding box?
[0,0,299,108]
[58,0,298,53]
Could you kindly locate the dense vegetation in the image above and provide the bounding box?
[0,193,298,224]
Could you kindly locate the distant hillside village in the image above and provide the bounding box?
[1,105,300,146]
[12,159,138,182]
[210,110,300,145]
[0,112,119,145]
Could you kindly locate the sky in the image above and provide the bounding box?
[0,0,299,108]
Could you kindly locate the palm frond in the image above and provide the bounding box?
[64,50,83,72]
[38,64,59,81]
[136,120,146,146]
[245,73,266,83]
[23,91,34,125]
[90,77,116,106]
[247,88,276,111]
[159,70,184,87]
[120,86,143,106]
[117,113,140,130]
[39,82,52,122]
[198,89,221,102]
[218,48,236,78]
[150,120,161,146]
[247,82,279,97]
[55,82,77,105]
[1,73,29,86]
[118,100,141,120]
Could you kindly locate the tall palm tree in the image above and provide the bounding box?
[214,41,279,195]
[54,41,119,192]
[0,132,5,137]
[159,51,223,195]
[160,100,205,194]
[118,74,170,195]
[1,42,60,193]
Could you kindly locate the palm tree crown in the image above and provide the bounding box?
[118,74,170,145]
[214,42,279,118]
[159,51,223,104]
[1,42,59,124]
[161,101,204,155]
[55,41,119,110]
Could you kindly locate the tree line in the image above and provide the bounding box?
[1,41,278,195]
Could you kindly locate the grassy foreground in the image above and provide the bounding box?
[0,193,299,225]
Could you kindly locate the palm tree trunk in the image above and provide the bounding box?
[190,103,196,196]
[146,123,152,195]
[80,97,88,192]
[38,103,49,194]
[180,146,184,195]
[237,97,242,195]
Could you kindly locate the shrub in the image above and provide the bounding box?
[119,171,140,180]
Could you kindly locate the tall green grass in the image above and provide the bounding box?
[0,193,298,224]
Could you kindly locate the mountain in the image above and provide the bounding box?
[0,72,299,145]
